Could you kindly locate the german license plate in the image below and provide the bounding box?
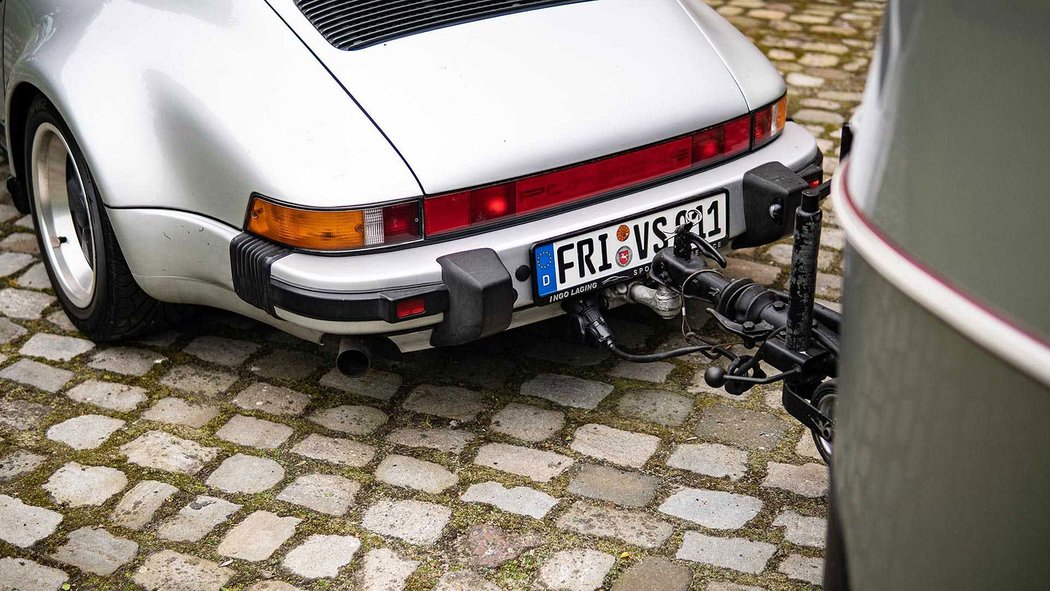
[531,192,728,304]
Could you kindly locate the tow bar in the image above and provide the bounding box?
[567,165,839,462]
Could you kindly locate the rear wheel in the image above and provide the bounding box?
[811,379,837,464]
[25,96,187,340]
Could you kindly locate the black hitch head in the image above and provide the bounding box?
[733,162,811,248]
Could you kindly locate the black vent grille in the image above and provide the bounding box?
[294,0,594,51]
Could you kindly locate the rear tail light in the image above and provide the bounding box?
[752,95,788,148]
[246,196,421,251]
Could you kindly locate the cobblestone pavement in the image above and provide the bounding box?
[0,1,881,589]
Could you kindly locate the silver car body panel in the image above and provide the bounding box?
[267,0,783,194]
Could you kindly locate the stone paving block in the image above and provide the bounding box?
[143,396,219,429]
[233,382,311,416]
[277,473,360,516]
[762,462,829,498]
[608,360,674,383]
[0,252,34,277]
[0,288,54,319]
[779,554,824,585]
[0,449,47,482]
[133,550,233,591]
[251,349,321,380]
[556,501,673,549]
[362,499,451,545]
[570,424,660,469]
[521,373,613,409]
[403,384,488,421]
[375,454,458,494]
[566,464,658,508]
[724,258,780,285]
[474,443,574,483]
[461,481,559,519]
[160,365,238,396]
[51,526,138,576]
[0,316,28,344]
[216,414,293,449]
[0,203,17,223]
[385,427,475,454]
[658,488,763,530]
[796,432,823,461]
[490,403,564,442]
[291,433,376,467]
[109,480,179,530]
[19,333,93,361]
[0,233,38,254]
[676,532,776,574]
[696,406,789,451]
[247,582,302,591]
[88,346,164,376]
[525,338,609,366]
[217,510,301,562]
[773,510,827,548]
[535,549,615,591]
[44,310,76,331]
[434,571,501,591]
[282,534,361,579]
[309,404,388,435]
[616,390,694,426]
[121,430,220,475]
[705,583,765,591]
[457,524,543,568]
[320,367,403,400]
[666,443,748,481]
[46,414,125,449]
[0,398,51,431]
[157,496,241,542]
[0,557,68,591]
[207,454,285,494]
[357,548,419,591]
[0,359,73,393]
[66,379,147,412]
[43,462,127,507]
[183,335,259,367]
[0,494,63,548]
[610,557,692,591]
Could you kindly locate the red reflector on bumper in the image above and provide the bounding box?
[396,296,427,319]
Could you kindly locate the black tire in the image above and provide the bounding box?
[24,95,189,341]
[811,379,837,464]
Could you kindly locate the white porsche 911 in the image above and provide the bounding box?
[2,0,820,372]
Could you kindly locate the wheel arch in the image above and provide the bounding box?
[5,81,46,212]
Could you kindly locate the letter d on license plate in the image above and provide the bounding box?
[531,192,728,304]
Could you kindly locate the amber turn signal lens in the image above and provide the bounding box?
[247,198,366,251]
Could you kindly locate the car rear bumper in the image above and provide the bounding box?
[110,123,818,350]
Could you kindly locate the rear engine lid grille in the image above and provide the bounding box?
[294,0,595,50]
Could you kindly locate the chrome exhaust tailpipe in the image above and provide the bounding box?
[336,337,372,377]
